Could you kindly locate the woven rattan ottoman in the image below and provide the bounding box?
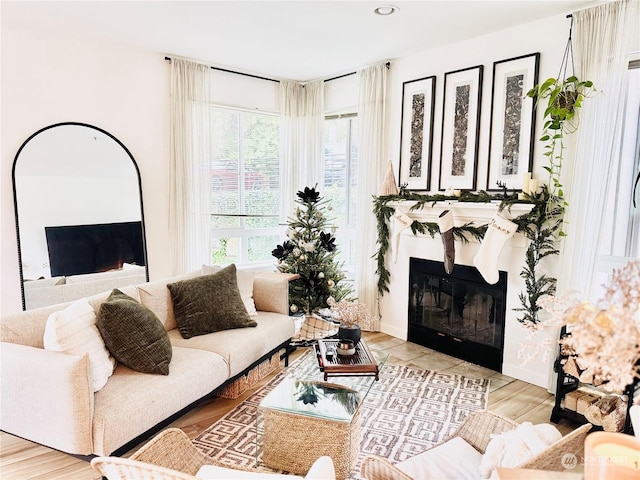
[258,343,387,479]
[262,405,360,479]
[260,380,362,479]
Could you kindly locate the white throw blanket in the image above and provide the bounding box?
[479,422,562,479]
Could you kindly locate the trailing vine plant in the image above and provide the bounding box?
[526,76,593,221]
[525,18,594,228]
[373,186,562,324]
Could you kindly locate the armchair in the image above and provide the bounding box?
[92,427,336,480]
[360,410,592,480]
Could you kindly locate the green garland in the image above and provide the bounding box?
[373,186,562,324]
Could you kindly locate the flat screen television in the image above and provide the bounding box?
[45,221,145,277]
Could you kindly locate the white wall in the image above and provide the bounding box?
[3,9,637,318]
[385,14,575,192]
[379,14,573,389]
[379,12,640,388]
[0,23,287,315]
[1,23,171,314]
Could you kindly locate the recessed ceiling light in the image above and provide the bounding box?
[374,5,399,16]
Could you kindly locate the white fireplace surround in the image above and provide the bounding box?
[378,200,558,389]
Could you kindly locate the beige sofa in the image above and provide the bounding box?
[23,264,147,310]
[0,267,295,457]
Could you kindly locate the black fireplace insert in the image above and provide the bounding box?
[408,257,506,371]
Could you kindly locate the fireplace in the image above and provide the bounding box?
[408,257,506,371]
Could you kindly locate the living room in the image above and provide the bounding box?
[2,1,640,479]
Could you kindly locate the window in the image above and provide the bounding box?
[323,114,358,274]
[210,107,280,266]
[593,63,640,297]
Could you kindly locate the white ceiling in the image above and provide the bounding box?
[2,0,598,82]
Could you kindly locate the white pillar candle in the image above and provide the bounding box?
[528,179,538,194]
[522,172,531,194]
[585,431,640,480]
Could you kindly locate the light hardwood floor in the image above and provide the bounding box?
[0,332,579,479]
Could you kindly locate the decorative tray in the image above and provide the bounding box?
[315,339,380,381]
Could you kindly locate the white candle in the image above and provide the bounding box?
[522,172,531,194]
[592,443,640,470]
[528,179,538,194]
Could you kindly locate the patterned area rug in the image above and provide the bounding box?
[193,350,489,479]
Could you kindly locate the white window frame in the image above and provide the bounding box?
[210,106,281,268]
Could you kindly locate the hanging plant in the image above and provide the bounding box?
[525,17,594,229]
[526,76,594,210]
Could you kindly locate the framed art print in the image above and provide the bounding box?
[399,75,436,190]
[486,52,540,191]
[439,65,483,191]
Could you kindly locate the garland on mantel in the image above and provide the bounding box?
[373,186,563,324]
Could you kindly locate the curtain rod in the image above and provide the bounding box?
[164,56,280,83]
[324,62,391,83]
[165,56,390,85]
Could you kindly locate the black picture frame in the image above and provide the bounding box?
[439,65,483,191]
[398,75,436,190]
[486,52,540,191]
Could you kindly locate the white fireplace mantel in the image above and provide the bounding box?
[389,199,534,224]
[378,200,557,389]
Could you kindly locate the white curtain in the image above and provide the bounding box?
[557,0,638,297]
[355,63,388,330]
[169,59,213,274]
[278,80,324,221]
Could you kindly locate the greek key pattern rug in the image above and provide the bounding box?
[193,350,489,479]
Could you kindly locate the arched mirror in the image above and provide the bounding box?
[12,122,148,310]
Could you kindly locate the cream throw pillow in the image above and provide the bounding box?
[202,264,257,316]
[136,269,202,330]
[43,300,116,392]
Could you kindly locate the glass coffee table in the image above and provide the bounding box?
[257,340,388,479]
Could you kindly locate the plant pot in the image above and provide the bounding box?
[554,90,578,112]
[337,325,361,346]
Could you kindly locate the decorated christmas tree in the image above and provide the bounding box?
[272,186,353,315]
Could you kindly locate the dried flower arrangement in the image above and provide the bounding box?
[520,259,640,394]
[327,297,374,331]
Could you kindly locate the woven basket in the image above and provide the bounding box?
[262,408,360,479]
[217,353,280,399]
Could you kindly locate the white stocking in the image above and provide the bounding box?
[391,210,414,263]
[474,214,517,284]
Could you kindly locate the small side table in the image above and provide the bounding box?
[260,380,361,479]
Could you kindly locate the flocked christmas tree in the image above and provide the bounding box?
[272,186,353,315]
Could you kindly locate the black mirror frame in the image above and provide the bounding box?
[11,122,149,310]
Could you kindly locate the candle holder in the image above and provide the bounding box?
[584,431,640,479]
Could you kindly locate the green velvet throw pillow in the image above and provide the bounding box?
[97,289,172,375]
[168,264,257,339]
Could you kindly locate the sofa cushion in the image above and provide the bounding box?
[168,311,294,377]
[396,436,482,480]
[168,264,257,340]
[92,346,228,456]
[136,270,202,331]
[23,276,66,288]
[43,299,115,392]
[97,289,172,375]
[202,264,257,316]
